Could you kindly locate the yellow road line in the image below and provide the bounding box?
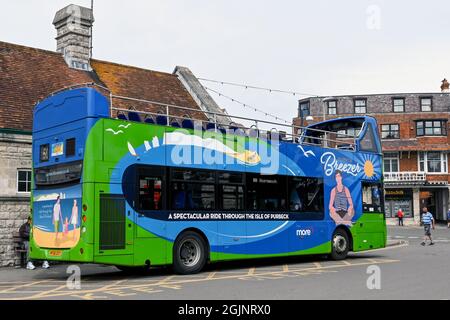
[0,280,48,294]
[9,258,400,300]
[206,272,216,280]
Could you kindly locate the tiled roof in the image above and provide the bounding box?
[0,41,95,131]
[91,59,206,121]
[0,41,206,132]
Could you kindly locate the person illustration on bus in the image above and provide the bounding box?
[69,199,79,240]
[329,170,354,225]
[53,196,63,241]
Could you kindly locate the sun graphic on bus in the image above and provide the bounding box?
[364,160,375,178]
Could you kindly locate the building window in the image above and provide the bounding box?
[383,152,399,172]
[393,98,405,112]
[420,97,432,112]
[17,170,32,193]
[299,101,310,118]
[416,120,447,136]
[419,152,448,173]
[381,124,400,139]
[327,100,337,115]
[354,99,367,114]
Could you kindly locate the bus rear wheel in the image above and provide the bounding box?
[330,229,350,260]
[173,231,207,275]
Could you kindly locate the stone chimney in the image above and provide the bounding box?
[53,4,94,71]
[441,78,449,93]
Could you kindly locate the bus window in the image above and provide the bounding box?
[221,185,244,210]
[359,123,378,153]
[362,182,383,213]
[289,177,324,214]
[171,182,215,210]
[138,175,162,210]
[35,161,82,185]
[170,169,216,210]
[219,172,244,210]
[246,174,287,210]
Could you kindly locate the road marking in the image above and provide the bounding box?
[71,293,108,300]
[0,280,48,294]
[206,272,216,280]
[1,257,401,300]
[408,237,419,239]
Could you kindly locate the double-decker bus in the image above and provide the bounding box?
[30,85,386,274]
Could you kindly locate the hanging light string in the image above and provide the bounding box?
[198,78,319,97]
[204,86,291,124]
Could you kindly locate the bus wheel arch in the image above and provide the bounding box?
[330,226,353,260]
[172,228,210,274]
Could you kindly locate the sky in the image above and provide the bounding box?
[1,0,450,129]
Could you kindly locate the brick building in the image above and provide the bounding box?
[294,87,450,225]
[0,4,222,266]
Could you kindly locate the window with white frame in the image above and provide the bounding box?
[383,152,399,173]
[418,152,448,173]
[17,170,32,193]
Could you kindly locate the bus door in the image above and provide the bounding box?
[94,183,134,258]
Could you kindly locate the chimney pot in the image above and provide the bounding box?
[441,78,449,93]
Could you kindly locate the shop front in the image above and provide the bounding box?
[385,189,414,221]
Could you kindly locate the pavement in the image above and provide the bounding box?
[0,225,449,300]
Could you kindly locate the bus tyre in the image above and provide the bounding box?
[173,231,207,275]
[330,229,349,260]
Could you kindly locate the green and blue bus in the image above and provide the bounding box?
[30,86,386,274]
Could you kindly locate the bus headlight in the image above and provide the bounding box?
[81,227,86,233]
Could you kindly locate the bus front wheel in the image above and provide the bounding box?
[330,229,350,260]
[173,231,207,274]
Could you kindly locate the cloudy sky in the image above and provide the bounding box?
[1,1,450,127]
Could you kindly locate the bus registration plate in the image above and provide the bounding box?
[49,250,62,257]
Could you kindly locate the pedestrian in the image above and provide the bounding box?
[420,207,435,246]
[19,216,50,270]
[397,208,404,226]
[447,208,450,228]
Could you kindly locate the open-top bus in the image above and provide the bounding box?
[30,85,386,274]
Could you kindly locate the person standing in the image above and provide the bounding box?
[397,208,404,226]
[19,216,50,270]
[447,208,450,228]
[421,207,435,246]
